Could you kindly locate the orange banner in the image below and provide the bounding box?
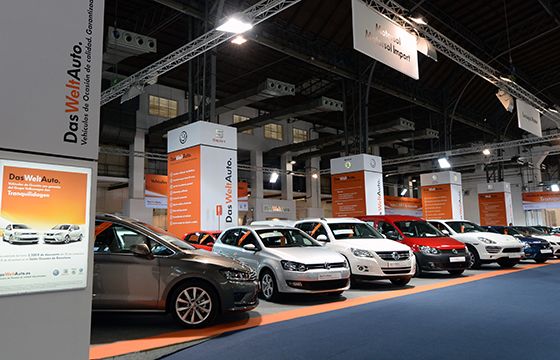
[168,146,201,237]
[522,191,560,210]
[478,193,507,226]
[385,195,422,216]
[145,174,168,197]
[331,171,366,217]
[421,184,453,219]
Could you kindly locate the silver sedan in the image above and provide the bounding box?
[213,225,350,301]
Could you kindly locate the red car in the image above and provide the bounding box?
[183,231,222,251]
[356,215,471,276]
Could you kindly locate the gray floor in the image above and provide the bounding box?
[90,262,524,359]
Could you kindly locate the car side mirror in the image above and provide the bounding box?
[441,229,450,235]
[243,243,258,251]
[316,234,329,242]
[385,231,400,240]
[130,243,153,259]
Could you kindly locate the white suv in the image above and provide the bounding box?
[294,218,415,287]
[428,220,524,268]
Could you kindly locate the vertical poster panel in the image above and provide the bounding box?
[478,193,507,226]
[451,183,464,220]
[238,182,249,211]
[421,184,453,219]
[385,196,423,216]
[364,171,384,215]
[0,1,103,160]
[167,146,201,238]
[145,174,168,209]
[505,192,514,225]
[331,171,366,218]
[200,146,238,231]
[0,160,91,296]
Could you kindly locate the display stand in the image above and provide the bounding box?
[478,182,514,226]
[420,171,464,220]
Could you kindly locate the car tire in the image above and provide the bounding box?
[534,258,548,264]
[170,280,218,328]
[497,258,518,268]
[467,246,481,269]
[64,235,70,244]
[259,269,279,302]
[390,277,410,287]
[448,269,464,276]
[78,234,83,241]
[414,257,423,277]
[9,234,13,244]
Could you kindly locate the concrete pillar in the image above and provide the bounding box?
[306,158,321,209]
[281,154,293,200]
[251,150,264,200]
[123,129,153,223]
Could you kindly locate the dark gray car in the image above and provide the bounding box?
[92,214,259,328]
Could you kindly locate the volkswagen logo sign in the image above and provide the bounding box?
[179,131,188,144]
[370,158,376,168]
[452,249,458,254]
[391,251,400,260]
[324,262,331,270]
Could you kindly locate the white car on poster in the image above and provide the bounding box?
[2,223,40,244]
[43,224,83,244]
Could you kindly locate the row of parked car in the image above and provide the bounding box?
[91,213,560,329]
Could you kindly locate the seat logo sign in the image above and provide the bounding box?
[179,131,188,144]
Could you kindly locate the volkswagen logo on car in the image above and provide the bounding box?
[391,251,400,260]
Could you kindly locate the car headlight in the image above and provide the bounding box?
[15,232,21,236]
[219,269,254,282]
[419,245,440,255]
[281,260,307,272]
[352,248,374,258]
[477,236,496,244]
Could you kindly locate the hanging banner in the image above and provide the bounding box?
[522,191,560,210]
[351,0,419,80]
[238,182,248,211]
[0,160,91,296]
[145,174,168,209]
[516,99,542,137]
[384,196,423,217]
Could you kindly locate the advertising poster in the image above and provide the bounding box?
[168,146,201,237]
[238,182,249,211]
[421,184,453,219]
[478,193,507,226]
[145,174,168,209]
[0,160,91,296]
[385,196,423,216]
[522,191,560,210]
[332,171,366,217]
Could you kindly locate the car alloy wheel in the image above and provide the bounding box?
[64,235,71,244]
[171,281,218,328]
[9,234,13,244]
[259,270,279,302]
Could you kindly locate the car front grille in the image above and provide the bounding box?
[502,247,523,253]
[381,267,412,274]
[440,248,468,255]
[375,251,410,260]
[307,262,347,270]
[286,279,349,290]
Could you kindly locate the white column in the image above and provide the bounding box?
[251,150,264,200]
[124,129,152,223]
[281,154,293,200]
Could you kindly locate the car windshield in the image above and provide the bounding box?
[133,222,196,250]
[327,223,383,240]
[518,227,544,236]
[53,225,70,230]
[447,221,486,233]
[394,221,444,238]
[256,228,321,247]
[13,224,31,230]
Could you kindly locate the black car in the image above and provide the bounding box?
[92,214,259,328]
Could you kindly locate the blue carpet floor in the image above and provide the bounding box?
[161,263,560,360]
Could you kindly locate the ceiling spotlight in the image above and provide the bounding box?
[552,184,559,192]
[438,157,451,169]
[217,13,253,34]
[483,148,491,155]
[549,107,559,114]
[290,160,296,164]
[408,12,428,25]
[269,172,279,183]
[312,173,319,179]
[400,188,408,196]
[499,75,513,83]
[231,35,247,45]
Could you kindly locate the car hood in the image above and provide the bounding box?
[183,249,253,271]
[332,238,411,251]
[45,230,66,235]
[266,246,344,263]
[402,236,465,249]
[451,232,520,245]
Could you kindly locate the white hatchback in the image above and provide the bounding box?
[43,224,83,244]
[428,220,525,268]
[212,225,350,301]
[2,223,40,244]
[294,218,416,286]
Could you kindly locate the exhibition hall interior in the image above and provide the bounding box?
[2,0,560,359]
